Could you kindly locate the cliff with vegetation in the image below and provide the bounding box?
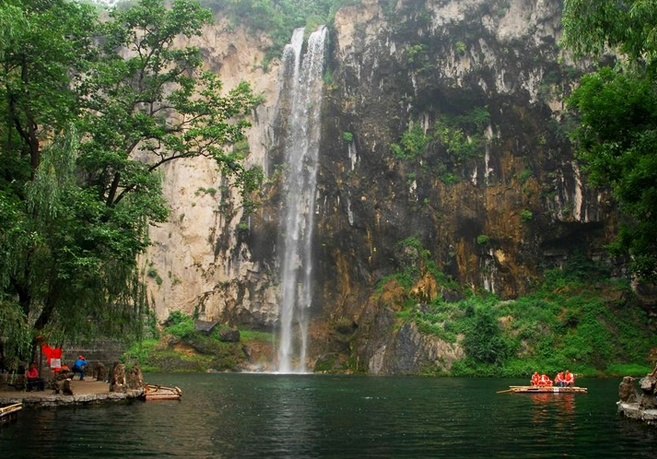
[135,0,655,376]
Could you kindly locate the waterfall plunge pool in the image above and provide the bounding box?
[2,373,656,458]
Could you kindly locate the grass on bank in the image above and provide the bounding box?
[122,312,273,372]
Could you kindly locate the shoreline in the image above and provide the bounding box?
[0,380,143,408]
[617,402,657,427]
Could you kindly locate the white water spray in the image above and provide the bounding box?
[277,26,328,373]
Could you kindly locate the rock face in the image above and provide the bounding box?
[143,18,282,327]
[144,1,620,373]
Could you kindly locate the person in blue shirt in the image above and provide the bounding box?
[72,355,88,381]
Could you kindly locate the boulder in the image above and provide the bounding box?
[54,377,73,396]
[618,376,638,403]
[194,320,219,335]
[219,329,240,343]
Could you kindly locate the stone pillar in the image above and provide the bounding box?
[638,376,657,409]
[126,364,144,390]
[92,362,107,382]
[109,363,127,393]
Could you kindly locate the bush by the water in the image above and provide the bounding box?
[392,251,655,377]
[122,313,272,372]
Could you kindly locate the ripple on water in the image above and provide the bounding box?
[2,375,657,458]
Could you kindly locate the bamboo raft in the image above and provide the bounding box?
[0,403,22,425]
[143,384,182,401]
[497,385,588,394]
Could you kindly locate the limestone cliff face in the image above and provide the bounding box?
[143,19,280,329]
[145,1,617,373]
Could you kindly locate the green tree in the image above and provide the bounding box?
[563,0,657,280]
[0,0,260,362]
[463,305,513,365]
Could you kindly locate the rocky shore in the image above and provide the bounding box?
[617,375,657,427]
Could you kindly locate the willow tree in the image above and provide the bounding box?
[0,0,260,362]
[563,1,657,280]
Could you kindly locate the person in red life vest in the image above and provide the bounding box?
[564,370,575,387]
[531,371,540,386]
[554,371,565,387]
[26,362,45,391]
[539,374,553,386]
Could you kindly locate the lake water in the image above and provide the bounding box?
[1,374,656,458]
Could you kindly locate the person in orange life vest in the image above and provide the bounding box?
[540,374,552,386]
[564,370,575,387]
[554,371,565,387]
[531,371,540,386]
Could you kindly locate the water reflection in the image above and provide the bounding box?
[3,375,657,459]
[270,376,319,458]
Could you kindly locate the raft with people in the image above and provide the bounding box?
[500,385,588,394]
[498,370,587,394]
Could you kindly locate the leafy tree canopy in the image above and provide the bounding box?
[0,0,261,365]
[563,0,657,280]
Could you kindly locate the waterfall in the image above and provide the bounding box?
[277,26,328,374]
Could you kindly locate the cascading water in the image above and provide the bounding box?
[276,26,328,374]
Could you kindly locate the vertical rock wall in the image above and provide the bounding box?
[143,19,281,327]
[143,1,619,372]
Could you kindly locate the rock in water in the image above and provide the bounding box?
[618,376,638,403]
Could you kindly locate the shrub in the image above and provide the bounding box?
[164,312,195,339]
[462,305,515,364]
[476,235,490,245]
[520,209,533,221]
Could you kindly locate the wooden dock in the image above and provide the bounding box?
[0,403,22,425]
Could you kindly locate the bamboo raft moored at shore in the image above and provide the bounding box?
[497,385,588,394]
[0,403,22,424]
[143,384,182,401]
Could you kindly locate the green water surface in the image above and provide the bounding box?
[1,374,656,458]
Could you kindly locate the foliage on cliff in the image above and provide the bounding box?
[563,0,657,280]
[121,311,273,372]
[0,0,260,365]
[386,241,654,377]
[200,0,357,66]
